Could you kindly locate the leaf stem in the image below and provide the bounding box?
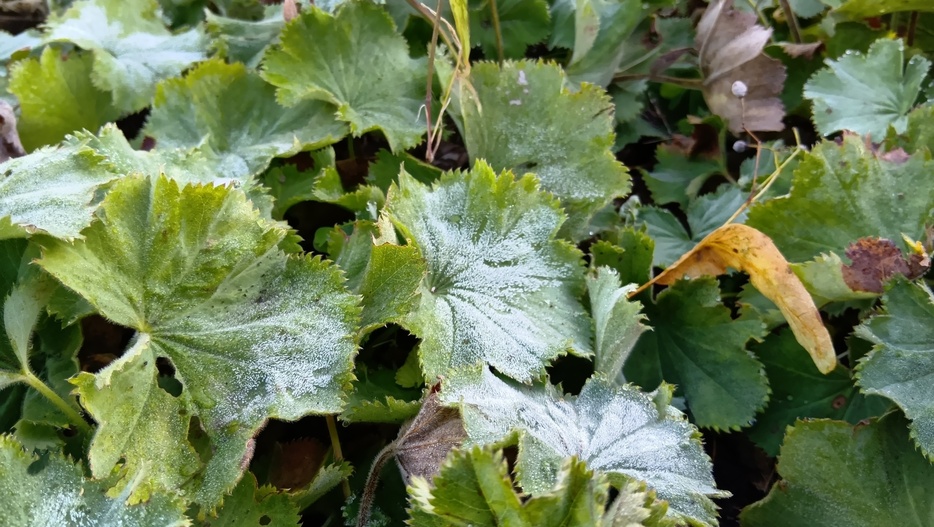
[356,441,396,527]
[611,73,704,90]
[23,371,90,433]
[424,0,442,162]
[778,0,801,43]
[326,414,351,499]
[489,0,505,64]
[906,11,919,46]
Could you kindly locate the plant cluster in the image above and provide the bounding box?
[0,0,932,525]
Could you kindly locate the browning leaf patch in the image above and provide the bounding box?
[841,237,930,293]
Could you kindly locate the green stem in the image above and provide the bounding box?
[326,415,351,499]
[23,371,90,433]
[778,0,801,43]
[611,72,704,90]
[906,11,919,46]
[489,0,505,64]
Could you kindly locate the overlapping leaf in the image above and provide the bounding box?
[442,368,724,526]
[206,5,284,68]
[261,1,426,151]
[586,267,646,380]
[385,161,592,382]
[38,176,361,505]
[468,0,550,59]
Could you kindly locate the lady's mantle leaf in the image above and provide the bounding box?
[803,38,930,138]
[626,278,768,430]
[407,447,607,526]
[747,135,934,263]
[9,47,121,151]
[442,368,723,526]
[44,0,208,114]
[740,414,934,526]
[210,472,301,526]
[460,60,629,240]
[385,161,591,382]
[143,60,347,176]
[38,176,361,505]
[261,1,426,152]
[586,267,646,381]
[206,5,285,69]
[0,435,188,526]
[855,279,934,459]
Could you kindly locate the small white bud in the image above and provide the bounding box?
[731,80,748,99]
[733,140,747,153]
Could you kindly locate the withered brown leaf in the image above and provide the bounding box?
[841,237,930,293]
[394,384,466,483]
[696,0,786,134]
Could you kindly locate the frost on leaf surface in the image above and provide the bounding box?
[626,278,768,430]
[207,5,285,68]
[385,161,591,382]
[37,176,361,505]
[803,38,930,138]
[854,278,934,459]
[460,61,630,240]
[747,135,934,263]
[144,60,347,176]
[586,267,647,380]
[0,435,188,526]
[261,1,426,152]
[740,414,934,526]
[442,368,723,526]
[44,0,208,115]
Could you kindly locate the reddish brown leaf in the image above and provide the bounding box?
[841,237,929,293]
[394,384,466,483]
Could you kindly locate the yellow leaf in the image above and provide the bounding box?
[638,223,836,374]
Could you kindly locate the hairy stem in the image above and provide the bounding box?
[356,441,396,527]
[23,371,90,433]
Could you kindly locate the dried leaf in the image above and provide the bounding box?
[0,101,25,162]
[395,385,467,483]
[283,0,299,21]
[696,0,786,134]
[841,237,930,293]
[778,41,823,59]
[269,438,326,489]
[650,223,835,374]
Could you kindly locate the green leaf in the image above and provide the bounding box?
[643,145,722,207]
[855,279,934,459]
[210,472,301,526]
[468,0,551,59]
[442,368,723,526]
[884,104,934,156]
[340,366,421,424]
[835,0,934,18]
[262,164,321,221]
[385,161,592,382]
[38,176,361,505]
[565,0,654,87]
[803,38,930,138]
[287,461,353,510]
[261,1,426,151]
[747,330,890,456]
[640,186,748,267]
[44,0,208,114]
[625,277,768,430]
[206,5,284,68]
[590,228,654,289]
[144,59,347,176]
[587,267,647,380]
[747,135,934,262]
[18,319,83,429]
[367,149,442,192]
[9,47,120,151]
[460,60,629,240]
[790,253,880,306]
[740,414,934,526]
[0,435,189,525]
[407,446,608,527]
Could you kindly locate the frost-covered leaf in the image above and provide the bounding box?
[38,176,361,505]
[261,1,425,151]
[442,368,723,526]
[587,267,646,380]
[407,446,608,527]
[0,274,52,390]
[747,330,890,456]
[460,61,629,240]
[44,0,208,114]
[640,186,747,267]
[210,472,301,526]
[803,38,930,138]
[468,0,550,59]
[740,414,934,526]
[9,47,120,151]
[144,60,346,176]
[855,279,934,458]
[747,135,934,262]
[385,161,592,382]
[626,277,768,429]
[206,5,284,68]
[0,435,189,526]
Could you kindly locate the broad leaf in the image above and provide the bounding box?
[261,1,426,151]
[38,176,361,505]
[407,446,608,526]
[210,472,301,526]
[855,278,934,458]
[586,267,646,381]
[144,59,347,175]
[803,38,930,138]
[442,368,723,526]
[44,0,208,114]
[643,144,722,208]
[747,135,934,263]
[740,414,934,526]
[626,277,768,430]
[206,5,284,68]
[460,60,629,240]
[385,161,592,382]
[0,435,188,526]
[9,47,120,151]
[468,0,550,59]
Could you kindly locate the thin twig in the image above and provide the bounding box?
[403,0,456,50]
[778,0,801,43]
[907,11,919,47]
[423,0,442,162]
[489,0,505,63]
[356,442,396,527]
[611,72,704,90]
[326,415,351,499]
